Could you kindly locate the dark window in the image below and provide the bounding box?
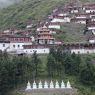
[3,44,5,47]
[13,45,15,48]
[87,51,89,54]
[18,45,20,48]
[78,51,80,54]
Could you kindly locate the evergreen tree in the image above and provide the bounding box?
[80,67,94,85]
[64,54,73,75]
[32,51,42,78]
[80,57,95,85]
[47,54,56,77]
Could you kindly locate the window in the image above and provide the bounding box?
[3,44,5,47]
[87,51,89,54]
[18,45,20,48]
[78,51,80,54]
[13,45,15,48]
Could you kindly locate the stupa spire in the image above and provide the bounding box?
[26,81,32,90]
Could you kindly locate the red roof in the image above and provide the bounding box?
[71,18,86,21]
[84,3,95,8]
[23,45,49,49]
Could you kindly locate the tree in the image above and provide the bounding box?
[80,57,95,85]
[32,51,42,78]
[71,53,81,75]
[47,54,56,77]
[49,47,56,58]
[80,67,94,85]
[0,66,9,95]
[64,53,81,75]
[56,47,63,62]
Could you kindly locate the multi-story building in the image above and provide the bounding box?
[37,26,55,44]
[0,34,32,52]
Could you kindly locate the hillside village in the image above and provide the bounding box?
[1,1,95,55]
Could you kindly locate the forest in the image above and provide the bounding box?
[0,47,95,95]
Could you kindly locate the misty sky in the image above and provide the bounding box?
[0,0,21,8]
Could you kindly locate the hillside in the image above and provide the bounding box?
[0,0,95,30]
[0,0,67,30]
[54,23,86,43]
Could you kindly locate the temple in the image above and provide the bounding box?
[37,26,55,44]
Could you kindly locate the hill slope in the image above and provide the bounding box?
[0,0,67,30]
[0,0,94,30]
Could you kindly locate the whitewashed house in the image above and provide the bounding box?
[0,40,10,51]
[6,36,32,52]
[64,43,95,54]
[26,24,33,29]
[75,13,87,19]
[91,16,95,21]
[51,15,70,23]
[88,36,95,43]
[48,22,61,29]
[87,23,95,34]
[71,8,79,13]
[85,7,95,13]
[71,18,86,24]
[0,34,33,54]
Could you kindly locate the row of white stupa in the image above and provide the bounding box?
[26,80,72,90]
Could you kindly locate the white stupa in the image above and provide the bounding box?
[55,80,60,88]
[26,81,32,90]
[66,81,72,89]
[38,81,43,89]
[50,80,54,88]
[61,80,65,88]
[44,81,48,88]
[33,81,37,89]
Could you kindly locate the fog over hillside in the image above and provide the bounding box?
[0,0,21,8]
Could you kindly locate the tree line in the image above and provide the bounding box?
[0,51,42,95]
[47,47,95,85]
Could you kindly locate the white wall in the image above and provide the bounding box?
[0,43,10,51]
[86,9,95,13]
[71,10,78,13]
[76,16,86,19]
[7,42,32,52]
[71,49,95,54]
[51,18,64,23]
[92,30,95,35]
[75,21,86,24]
[89,40,95,43]
[38,40,54,44]
[51,17,70,23]
[91,18,95,21]
[88,27,95,30]
[23,48,49,54]
[48,25,61,29]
